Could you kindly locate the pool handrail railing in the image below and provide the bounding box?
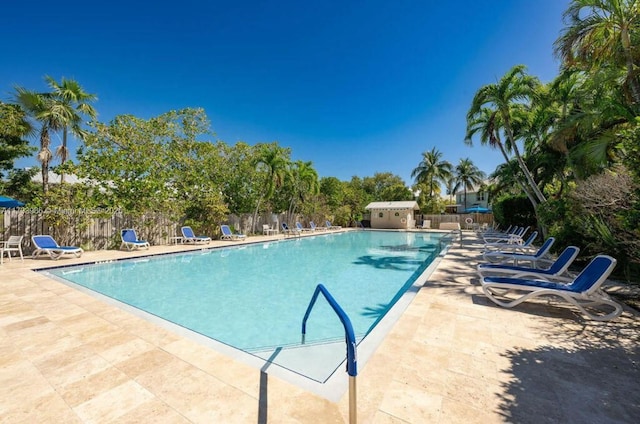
[301,284,357,423]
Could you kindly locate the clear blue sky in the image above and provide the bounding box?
[1,0,570,186]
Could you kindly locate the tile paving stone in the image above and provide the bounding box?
[378,380,442,422]
[1,392,82,424]
[59,366,131,407]
[73,380,156,423]
[114,398,192,424]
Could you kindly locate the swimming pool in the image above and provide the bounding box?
[41,230,447,398]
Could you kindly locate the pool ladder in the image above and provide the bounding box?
[302,284,357,424]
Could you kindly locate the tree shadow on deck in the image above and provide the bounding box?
[497,342,639,423]
[431,233,640,422]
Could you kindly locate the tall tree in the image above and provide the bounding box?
[45,76,97,182]
[251,142,290,232]
[455,158,486,210]
[362,172,412,201]
[0,101,35,180]
[14,87,64,194]
[465,104,541,207]
[554,0,640,106]
[285,160,319,221]
[467,65,547,205]
[411,147,453,198]
[444,176,460,205]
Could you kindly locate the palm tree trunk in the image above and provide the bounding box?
[61,127,67,184]
[621,27,640,105]
[252,195,263,234]
[40,127,51,195]
[463,187,467,209]
[495,138,538,209]
[503,120,547,204]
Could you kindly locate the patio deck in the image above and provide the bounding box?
[0,231,638,423]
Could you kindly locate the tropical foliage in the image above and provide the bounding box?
[466,0,640,277]
[454,158,486,210]
[14,76,96,193]
[411,147,452,213]
[0,101,36,195]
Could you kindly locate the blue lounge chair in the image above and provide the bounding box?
[325,220,341,230]
[310,221,326,231]
[32,235,83,260]
[120,229,150,251]
[296,222,313,232]
[220,224,246,241]
[481,255,622,321]
[478,246,580,279]
[483,237,555,266]
[483,226,528,243]
[181,226,211,244]
[281,223,301,237]
[483,231,539,252]
[481,224,511,236]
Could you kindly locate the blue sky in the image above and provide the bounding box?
[1,0,570,186]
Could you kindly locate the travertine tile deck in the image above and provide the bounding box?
[0,231,638,423]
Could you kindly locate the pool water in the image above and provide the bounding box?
[42,230,445,388]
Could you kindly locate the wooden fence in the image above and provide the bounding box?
[0,209,295,253]
[2,208,494,253]
[1,209,178,253]
[415,213,494,230]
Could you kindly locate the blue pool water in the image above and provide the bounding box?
[42,230,445,387]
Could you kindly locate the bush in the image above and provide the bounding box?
[492,195,537,231]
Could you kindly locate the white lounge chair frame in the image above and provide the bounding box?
[483,231,538,250]
[181,226,211,244]
[281,223,301,237]
[296,222,314,232]
[220,225,246,240]
[120,229,150,251]
[31,235,83,260]
[483,237,555,266]
[478,246,580,279]
[481,255,622,321]
[325,221,341,230]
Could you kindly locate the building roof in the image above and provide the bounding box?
[365,201,420,210]
[31,171,86,185]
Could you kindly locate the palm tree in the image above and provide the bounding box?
[550,67,634,176]
[466,102,542,208]
[14,87,64,194]
[286,160,319,221]
[554,0,640,106]
[455,158,486,210]
[467,65,547,205]
[45,76,97,182]
[411,147,453,198]
[444,176,460,205]
[251,143,289,232]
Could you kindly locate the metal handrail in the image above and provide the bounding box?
[302,284,357,423]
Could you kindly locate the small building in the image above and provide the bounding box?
[453,186,490,213]
[365,201,420,229]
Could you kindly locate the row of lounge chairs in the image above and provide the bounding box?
[475,227,622,321]
[3,221,344,262]
[281,221,341,236]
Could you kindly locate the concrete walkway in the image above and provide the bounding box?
[0,231,638,423]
